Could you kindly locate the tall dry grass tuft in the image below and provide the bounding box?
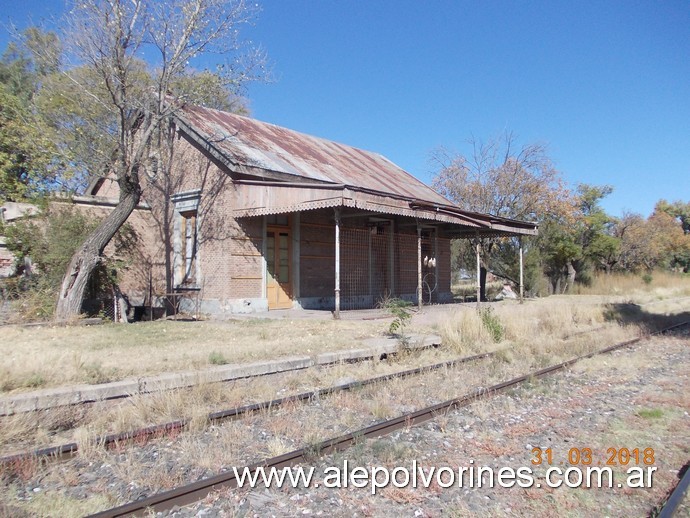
[439,309,494,354]
[438,298,642,371]
[73,426,111,464]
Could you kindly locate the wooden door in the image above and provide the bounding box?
[266,228,292,309]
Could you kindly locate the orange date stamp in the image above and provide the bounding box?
[531,447,655,466]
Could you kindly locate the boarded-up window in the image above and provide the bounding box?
[180,210,197,284]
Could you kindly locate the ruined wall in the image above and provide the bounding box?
[0,239,14,277]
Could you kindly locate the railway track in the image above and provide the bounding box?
[0,321,623,469]
[0,318,639,470]
[87,320,690,517]
[654,462,690,518]
[0,350,495,469]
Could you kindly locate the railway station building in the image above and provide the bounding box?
[85,103,538,318]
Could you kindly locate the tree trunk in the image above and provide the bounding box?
[55,177,141,321]
[162,194,176,315]
[566,261,577,293]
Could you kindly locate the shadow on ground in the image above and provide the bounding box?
[604,303,690,334]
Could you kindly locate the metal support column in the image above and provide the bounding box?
[417,224,422,310]
[334,208,341,319]
[519,236,524,303]
[476,237,481,311]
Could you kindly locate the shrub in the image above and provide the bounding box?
[2,201,139,321]
[636,408,663,419]
[208,351,228,365]
[480,307,504,343]
[378,296,413,340]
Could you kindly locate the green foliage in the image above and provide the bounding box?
[171,70,249,113]
[577,184,621,273]
[0,84,58,201]
[2,202,138,319]
[0,276,56,320]
[479,307,504,343]
[533,184,619,292]
[0,27,61,101]
[379,297,413,338]
[438,142,688,288]
[642,273,653,285]
[636,408,663,420]
[208,351,228,365]
[5,203,97,287]
[433,132,574,300]
[656,199,690,234]
[0,28,64,201]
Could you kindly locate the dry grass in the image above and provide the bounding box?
[3,273,689,395]
[2,288,688,459]
[0,488,113,518]
[438,296,653,384]
[439,297,618,356]
[0,317,395,394]
[0,346,465,454]
[573,271,690,299]
[2,325,685,515]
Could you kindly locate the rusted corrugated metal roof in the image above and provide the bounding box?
[178,104,452,206]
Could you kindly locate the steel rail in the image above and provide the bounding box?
[655,462,690,518]
[0,351,495,468]
[89,321,690,517]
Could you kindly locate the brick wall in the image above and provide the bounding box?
[81,135,268,315]
[81,131,459,315]
[299,209,335,298]
[436,234,452,300]
[66,202,162,305]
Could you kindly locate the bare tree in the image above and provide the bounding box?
[55,0,263,319]
[431,131,574,299]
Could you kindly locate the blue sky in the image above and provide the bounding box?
[2,0,689,217]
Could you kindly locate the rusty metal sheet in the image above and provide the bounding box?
[232,182,482,227]
[179,104,452,206]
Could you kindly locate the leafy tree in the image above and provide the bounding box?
[4,204,97,288]
[431,131,574,299]
[0,27,61,101]
[632,211,690,272]
[581,200,690,275]
[52,0,265,320]
[576,184,621,275]
[0,29,62,201]
[656,200,690,234]
[610,212,646,272]
[536,217,582,293]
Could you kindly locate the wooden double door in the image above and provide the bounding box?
[266,227,292,309]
